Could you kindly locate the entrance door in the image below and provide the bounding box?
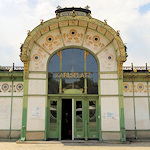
[74,99,84,139]
[61,99,72,140]
[48,99,59,139]
[87,99,98,139]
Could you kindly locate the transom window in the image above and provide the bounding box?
[48,48,98,94]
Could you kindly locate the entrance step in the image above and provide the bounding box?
[16,140,130,144]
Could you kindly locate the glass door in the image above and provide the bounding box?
[88,99,98,139]
[48,99,58,139]
[74,99,84,139]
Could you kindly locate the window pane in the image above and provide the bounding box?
[50,101,57,123]
[62,49,84,72]
[62,78,84,90]
[48,54,60,72]
[86,53,98,94]
[48,73,59,94]
[76,101,83,128]
[48,54,60,94]
[89,101,96,122]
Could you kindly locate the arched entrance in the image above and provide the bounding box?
[47,48,99,140]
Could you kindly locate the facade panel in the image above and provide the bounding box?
[27,96,45,131]
[0,97,11,129]
[101,97,120,131]
[124,98,134,130]
[11,97,23,130]
[135,97,150,129]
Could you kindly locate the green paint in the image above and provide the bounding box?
[25,94,47,96]
[98,76,102,141]
[58,98,62,140]
[48,94,98,97]
[64,89,82,94]
[102,131,120,133]
[118,79,126,142]
[84,98,88,140]
[28,78,46,80]
[0,96,23,97]
[123,73,150,82]
[44,76,48,141]
[100,71,118,74]
[20,78,29,141]
[100,78,119,80]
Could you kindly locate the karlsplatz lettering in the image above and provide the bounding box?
[55,72,91,78]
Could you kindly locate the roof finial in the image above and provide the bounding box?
[56,5,62,10]
[85,5,90,10]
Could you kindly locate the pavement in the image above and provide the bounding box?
[0,140,150,150]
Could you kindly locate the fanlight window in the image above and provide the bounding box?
[48,48,98,94]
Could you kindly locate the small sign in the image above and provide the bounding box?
[32,107,41,118]
[106,112,114,118]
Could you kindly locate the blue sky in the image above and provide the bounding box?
[0,0,150,67]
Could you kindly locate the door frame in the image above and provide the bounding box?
[47,95,99,140]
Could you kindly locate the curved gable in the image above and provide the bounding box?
[20,15,127,78]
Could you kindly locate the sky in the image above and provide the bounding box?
[0,0,150,67]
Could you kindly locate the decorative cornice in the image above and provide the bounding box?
[20,15,127,64]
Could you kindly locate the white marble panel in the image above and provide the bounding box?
[135,98,150,129]
[97,45,117,72]
[28,80,46,95]
[29,44,49,71]
[27,96,45,131]
[100,74,118,79]
[0,82,12,96]
[13,82,24,96]
[101,97,120,131]
[11,97,23,129]
[101,80,118,95]
[134,82,148,96]
[61,26,86,47]
[29,73,46,79]
[37,29,63,54]
[123,82,133,96]
[0,97,11,129]
[83,29,109,54]
[124,98,135,130]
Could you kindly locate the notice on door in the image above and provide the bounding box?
[32,107,41,118]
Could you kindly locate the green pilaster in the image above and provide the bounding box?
[20,78,28,141]
[44,75,48,141]
[9,75,14,139]
[58,98,62,140]
[20,62,29,141]
[118,78,126,142]
[98,76,102,141]
[84,97,88,140]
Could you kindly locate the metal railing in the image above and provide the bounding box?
[0,66,24,71]
[123,63,150,71]
[0,64,149,71]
